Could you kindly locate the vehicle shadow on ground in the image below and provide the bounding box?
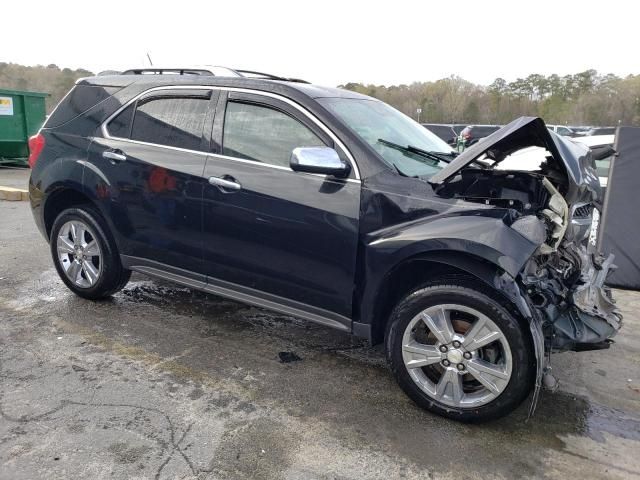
[112,278,638,440]
[114,277,634,438]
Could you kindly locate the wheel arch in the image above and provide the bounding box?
[359,251,533,346]
[43,186,99,240]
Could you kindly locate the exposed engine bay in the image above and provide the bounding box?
[430,117,623,355]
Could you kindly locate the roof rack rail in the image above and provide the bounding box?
[120,68,217,76]
[234,69,310,83]
[116,66,309,83]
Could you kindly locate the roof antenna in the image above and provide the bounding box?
[146,52,153,67]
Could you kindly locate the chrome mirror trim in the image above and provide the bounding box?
[290,147,349,177]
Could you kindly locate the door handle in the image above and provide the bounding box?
[208,176,241,191]
[103,150,127,163]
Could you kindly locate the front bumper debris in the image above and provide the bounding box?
[548,252,622,351]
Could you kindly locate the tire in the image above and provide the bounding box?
[385,283,534,422]
[50,206,131,300]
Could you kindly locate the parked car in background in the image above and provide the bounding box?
[421,123,463,146]
[546,125,574,136]
[568,126,592,136]
[584,126,616,136]
[459,124,502,147]
[28,70,621,422]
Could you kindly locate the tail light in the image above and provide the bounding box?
[28,133,45,168]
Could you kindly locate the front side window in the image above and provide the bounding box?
[222,101,324,167]
[130,96,209,151]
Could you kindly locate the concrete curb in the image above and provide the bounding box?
[0,186,29,201]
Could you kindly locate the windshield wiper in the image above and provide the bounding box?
[377,139,456,165]
[426,150,459,162]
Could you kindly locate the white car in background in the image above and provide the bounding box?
[547,125,575,136]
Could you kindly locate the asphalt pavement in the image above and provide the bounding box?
[1,167,639,479]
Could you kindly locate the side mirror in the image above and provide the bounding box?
[290,147,350,178]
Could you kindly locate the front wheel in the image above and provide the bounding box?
[50,206,131,300]
[385,283,534,422]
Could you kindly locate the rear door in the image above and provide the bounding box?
[201,91,361,319]
[88,88,217,275]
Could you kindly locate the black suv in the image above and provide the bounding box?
[28,70,621,422]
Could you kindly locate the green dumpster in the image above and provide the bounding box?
[0,88,49,167]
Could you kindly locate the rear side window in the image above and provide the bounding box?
[222,101,324,167]
[130,96,209,151]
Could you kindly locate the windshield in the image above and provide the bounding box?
[318,97,455,178]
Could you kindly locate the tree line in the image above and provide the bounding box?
[2,63,639,126]
[341,70,640,127]
[0,63,92,112]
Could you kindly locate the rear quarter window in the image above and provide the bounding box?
[45,85,119,128]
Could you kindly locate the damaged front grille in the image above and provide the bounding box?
[573,204,592,218]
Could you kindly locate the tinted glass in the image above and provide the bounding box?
[107,103,134,138]
[131,96,209,151]
[45,85,119,128]
[222,101,324,167]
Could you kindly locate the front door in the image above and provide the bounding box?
[201,91,360,318]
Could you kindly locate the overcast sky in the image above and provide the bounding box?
[4,0,636,87]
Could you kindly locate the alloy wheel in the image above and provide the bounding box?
[56,220,102,288]
[401,303,513,408]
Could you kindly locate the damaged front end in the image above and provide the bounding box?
[429,117,623,355]
[521,224,622,352]
[519,173,622,352]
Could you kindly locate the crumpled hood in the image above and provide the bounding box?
[429,117,602,201]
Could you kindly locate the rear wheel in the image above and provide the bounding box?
[51,206,130,299]
[385,283,534,422]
